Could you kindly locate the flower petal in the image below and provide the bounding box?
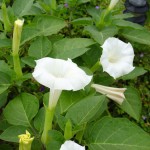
[60,140,85,150]
[32,57,92,90]
[100,37,135,79]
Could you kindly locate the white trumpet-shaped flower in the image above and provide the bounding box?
[100,37,135,79]
[60,140,85,150]
[108,0,119,10]
[91,84,126,105]
[32,57,92,108]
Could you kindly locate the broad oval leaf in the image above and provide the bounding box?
[52,38,95,59]
[85,117,150,150]
[113,20,144,30]
[0,126,27,143]
[121,67,147,80]
[56,91,85,114]
[21,15,67,45]
[12,0,34,17]
[66,95,107,126]
[4,93,39,126]
[120,87,141,121]
[84,26,118,45]
[121,29,150,46]
[28,36,52,59]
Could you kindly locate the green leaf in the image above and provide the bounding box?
[0,39,11,48]
[32,139,43,150]
[12,0,34,17]
[46,130,64,150]
[0,72,11,94]
[85,26,118,45]
[23,5,42,16]
[56,91,85,114]
[34,107,44,133]
[0,60,14,76]
[51,38,95,59]
[113,20,144,30]
[121,67,147,80]
[72,17,93,26]
[77,0,90,5]
[4,93,39,126]
[21,56,36,68]
[66,95,106,126]
[85,117,150,150]
[21,15,67,45]
[0,126,27,143]
[28,36,52,59]
[0,91,8,108]
[120,87,141,121]
[0,119,10,131]
[121,29,150,46]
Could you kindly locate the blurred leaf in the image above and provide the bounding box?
[0,119,10,131]
[121,29,150,46]
[87,7,101,22]
[52,38,95,59]
[113,20,144,30]
[0,72,11,94]
[12,0,34,17]
[21,15,67,45]
[34,107,44,133]
[72,17,93,26]
[66,95,106,126]
[121,67,147,80]
[85,26,118,45]
[82,44,101,67]
[120,87,141,121]
[0,126,26,143]
[0,39,11,48]
[29,36,52,59]
[46,130,64,150]
[112,13,134,20]
[77,0,90,5]
[0,60,14,76]
[4,93,39,126]
[0,91,8,108]
[21,56,36,68]
[85,117,150,150]
[32,139,43,150]
[23,5,42,16]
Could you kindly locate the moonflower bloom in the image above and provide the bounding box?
[108,0,119,10]
[33,57,92,145]
[60,140,85,150]
[91,84,126,105]
[32,57,92,108]
[100,37,135,79]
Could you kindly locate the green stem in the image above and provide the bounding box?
[41,106,55,145]
[96,9,110,30]
[13,54,23,79]
[90,61,101,73]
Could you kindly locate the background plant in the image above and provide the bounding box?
[0,0,149,150]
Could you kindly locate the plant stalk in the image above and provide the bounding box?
[41,106,55,145]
